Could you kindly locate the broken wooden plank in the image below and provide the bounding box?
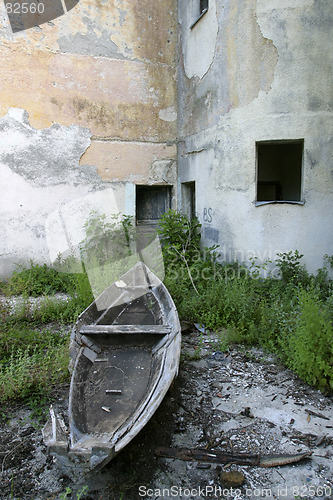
[80,325,171,335]
[81,335,102,353]
[82,347,97,363]
[289,432,332,447]
[305,409,330,420]
[155,447,313,468]
[155,447,260,466]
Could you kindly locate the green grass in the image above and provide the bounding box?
[0,299,71,403]
[0,342,69,402]
[165,262,333,392]
[0,269,92,405]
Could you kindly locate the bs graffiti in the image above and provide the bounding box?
[203,207,213,223]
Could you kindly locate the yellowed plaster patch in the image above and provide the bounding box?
[0,0,177,64]
[80,141,176,181]
[0,47,176,139]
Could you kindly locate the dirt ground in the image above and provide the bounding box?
[0,327,332,500]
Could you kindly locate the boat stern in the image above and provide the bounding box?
[42,406,116,474]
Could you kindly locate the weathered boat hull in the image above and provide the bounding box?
[43,262,181,474]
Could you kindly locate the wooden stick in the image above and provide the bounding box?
[155,447,313,468]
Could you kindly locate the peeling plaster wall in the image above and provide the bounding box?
[0,0,177,275]
[178,0,278,135]
[0,0,177,139]
[0,108,119,276]
[178,0,333,273]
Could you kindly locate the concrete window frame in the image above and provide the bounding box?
[255,139,305,206]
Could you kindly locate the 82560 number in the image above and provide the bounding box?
[6,3,45,14]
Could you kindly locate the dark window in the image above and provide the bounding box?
[256,140,304,203]
[200,0,208,15]
[190,0,208,29]
[136,185,171,225]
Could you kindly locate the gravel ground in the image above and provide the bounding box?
[0,326,332,500]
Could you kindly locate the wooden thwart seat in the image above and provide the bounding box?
[79,325,171,335]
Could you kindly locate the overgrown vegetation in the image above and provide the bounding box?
[0,209,332,407]
[2,262,72,297]
[0,296,72,405]
[0,242,95,406]
[158,210,333,393]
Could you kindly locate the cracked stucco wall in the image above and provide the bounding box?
[0,0,177,276]
[178,0,333,273]
[0,108,98,275]
[178,0,278,134]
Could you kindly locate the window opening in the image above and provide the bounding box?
[200,0,208,15]
[256,140,304,204]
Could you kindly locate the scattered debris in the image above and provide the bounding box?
[194,323,209,334]
[155,447,261,466]
[102,406,111,413]
[240,407,254,418]
[259,451,313,468]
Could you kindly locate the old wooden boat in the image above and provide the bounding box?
[43,261,181,473]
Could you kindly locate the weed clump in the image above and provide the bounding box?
[2,262,72,297]
[280,287,333,392]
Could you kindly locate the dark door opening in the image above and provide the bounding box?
[136,185,171,225]
[181,181,196,220]
[136,185,172,252]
